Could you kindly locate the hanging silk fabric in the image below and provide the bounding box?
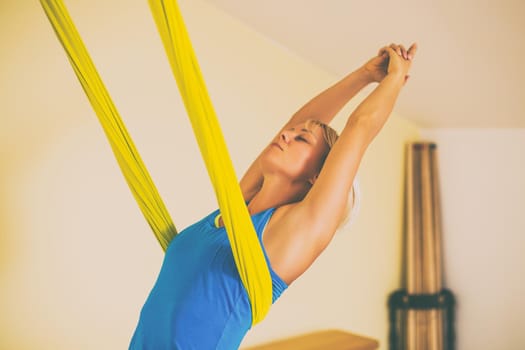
[40,0,272,325]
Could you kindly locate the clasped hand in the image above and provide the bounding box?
[363,43,418,84]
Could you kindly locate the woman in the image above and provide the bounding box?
[130,42,417,349]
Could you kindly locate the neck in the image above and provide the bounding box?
[247,175,310,215]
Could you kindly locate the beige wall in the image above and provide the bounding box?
[0,0,419,349]
[419,129,525,350]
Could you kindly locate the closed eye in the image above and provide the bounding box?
[296,136,309,143]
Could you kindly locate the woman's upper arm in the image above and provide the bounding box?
[257,118,372,283]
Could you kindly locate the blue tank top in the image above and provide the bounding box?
[129,207,288,350]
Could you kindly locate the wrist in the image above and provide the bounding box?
[386,70,406,83]
[354,66,375,85]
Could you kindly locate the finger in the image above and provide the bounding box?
[385,46,398,59]
[390,43,402,57]
[378,46,389,56]
[378,44,394,56]
[407,43,418,60]
[399,44,408,59]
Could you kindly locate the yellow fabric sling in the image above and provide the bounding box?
[147,0,272,324]
[40,0,272,325]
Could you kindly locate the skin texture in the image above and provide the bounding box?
[231,43,418,285]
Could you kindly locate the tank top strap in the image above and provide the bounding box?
[212,207,275,234]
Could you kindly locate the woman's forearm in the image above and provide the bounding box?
[286,66,374,127]
[348,72,405,141]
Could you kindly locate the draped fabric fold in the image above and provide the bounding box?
[40,0,177,251]
[40,0,272,325]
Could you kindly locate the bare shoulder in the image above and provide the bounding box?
[262,201,336,285]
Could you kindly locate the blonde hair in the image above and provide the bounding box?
[305,119,339,149]
[306,119,361,231]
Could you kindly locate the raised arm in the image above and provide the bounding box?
[240,48,393,201]
[267,43,417,284]
[303,43,418,241]
[284,67,373,128]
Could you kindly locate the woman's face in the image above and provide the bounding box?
[261,122,329,183]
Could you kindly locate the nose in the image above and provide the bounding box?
[280,130,290,143]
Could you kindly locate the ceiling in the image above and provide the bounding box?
[203,0,525,128]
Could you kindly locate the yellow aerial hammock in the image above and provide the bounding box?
[40,0,272,325]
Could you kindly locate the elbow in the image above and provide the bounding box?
[347,113,382,143]
[349,112,375,128]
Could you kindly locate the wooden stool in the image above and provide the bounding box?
[243,329,379,350]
